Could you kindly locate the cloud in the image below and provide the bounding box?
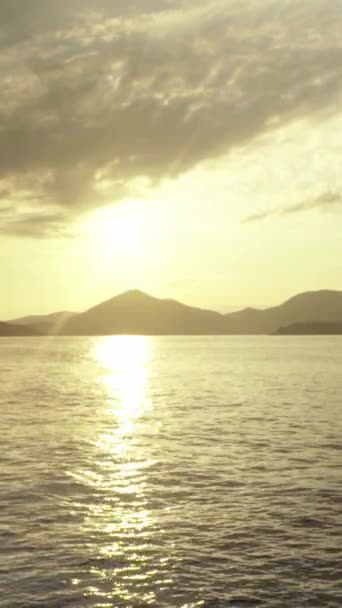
[1,0,342,236]
[0,213,69,238]
[242,210,275,224]
[0,202,69,238]
[243,190,342,223]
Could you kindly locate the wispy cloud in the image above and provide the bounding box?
[1,0,342,236]
[243,190,342,223]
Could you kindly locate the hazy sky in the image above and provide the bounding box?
[1,0,342,318]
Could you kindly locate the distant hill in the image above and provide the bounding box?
[59,288,342,336]
[9,311,77,335]
[224,290,342,334]
[4,289,342,336]
[62,290,225,335]
[0,321,39,337]
[274,322,342,335]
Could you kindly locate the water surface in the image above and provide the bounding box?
[1,336,341,607]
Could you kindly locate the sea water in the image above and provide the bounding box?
[1,336,341,607]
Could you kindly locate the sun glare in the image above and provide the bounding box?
[81,202,152,267]
[92,336,153,452]
[95,205,144,255]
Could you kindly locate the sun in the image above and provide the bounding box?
[83,201,147,258]
[79,198,166,282]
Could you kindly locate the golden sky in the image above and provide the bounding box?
[1,0,342,317]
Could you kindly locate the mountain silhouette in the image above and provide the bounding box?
[0,321,39,337]
[224,290,342,334]
[9,311,77,335]
[61,288,342,335]
[63,290,224,335]
[3,289,342,336]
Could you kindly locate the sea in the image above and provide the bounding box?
[1,336,341,608]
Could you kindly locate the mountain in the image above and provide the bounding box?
[59,288,342,336]
[0,321,39,337]
[62,290,225,335]
[224,290,342,334]
[9,311,77,335]
[4,289,342,336]
[275,322,342,335]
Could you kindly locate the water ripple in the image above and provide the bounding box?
[0,336,341,607]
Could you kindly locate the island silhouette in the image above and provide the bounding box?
[274,322,342,335]
[3,289,342,336]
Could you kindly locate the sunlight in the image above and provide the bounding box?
[92,336,153,453]
[83,202,149,260]
[84,336,160,604]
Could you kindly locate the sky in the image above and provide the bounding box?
[1,0,342,318]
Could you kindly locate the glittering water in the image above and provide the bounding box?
[1,336,341,608]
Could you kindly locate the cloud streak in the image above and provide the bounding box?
[243,191,342,223]
[1,0,342,235]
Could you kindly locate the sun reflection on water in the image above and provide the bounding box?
[93,335,153,456]
[79,336,169,605]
